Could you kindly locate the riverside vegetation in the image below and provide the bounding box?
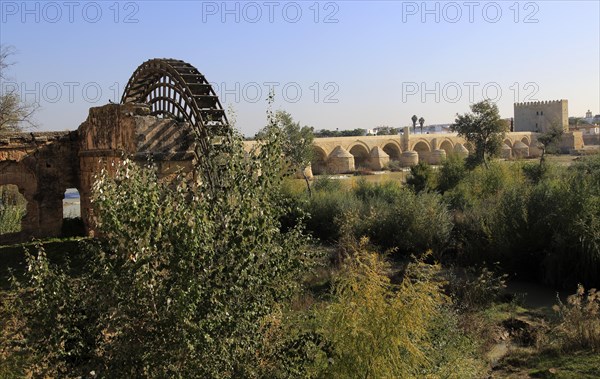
[1,113,600,377]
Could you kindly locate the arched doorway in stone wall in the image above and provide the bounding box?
[0,184,27,235]
[0,161,37,240]
[62,188,85,237]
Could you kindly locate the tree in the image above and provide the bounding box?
[451,100,508,169]
[537,123,564,167]
[257,110,315,196]
[0,45,38,132]
[411,115,418,133]
[374,126,399,136]
[418,117,425,134]
[340,128,367,137]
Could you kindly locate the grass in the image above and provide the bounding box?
[496,349,600,378]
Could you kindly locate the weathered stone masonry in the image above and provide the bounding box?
[0,131,79,244]
[0,103,196,243]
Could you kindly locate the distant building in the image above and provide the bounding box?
[514,100,568,133]
[582,109,600,125]
[423,124,452,134]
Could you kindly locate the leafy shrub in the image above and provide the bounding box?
[360,189,452,257]
[445,163,528,266]
[315,237,484,378]
[16,127,317,377]
[570,154,600,190]
[406,161,435,193]
[305,190,361,243]
[522,162,548,184]
[352,178,403,204]
[436,154,467,194]
[305,180,452,256]
[386,160,404,172]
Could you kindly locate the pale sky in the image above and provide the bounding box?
[1,0,599,136]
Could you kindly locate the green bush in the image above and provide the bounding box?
[445,163,526,265]
[436,154,467,194]
[360,189,452,257]
[406,161,435,193]
[15,127,318,377]
[446,158,600,288]
[305,190,361,243]
[352,178,403,204]
[522,162,548,184]
[386,160,404,172]
[305,180,452,256]
[445,264,508,311]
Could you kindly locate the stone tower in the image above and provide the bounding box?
[513,100,568,133]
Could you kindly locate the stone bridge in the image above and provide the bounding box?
[310,130,544,174]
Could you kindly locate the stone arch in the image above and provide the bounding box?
[311,146,328,175]
[349,144,370,169]
[503,139,513,148]
[521,137,530,146]
[382,141,402,161]
[0,161,38,236]
[439,140,454,155]
[412,141,431,163]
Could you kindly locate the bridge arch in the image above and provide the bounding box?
[348,143,370,169]
[382,141,402,161]
[503,139,513,148]
[412,141,431,163]
[438,140,454,155]
[312,146,328,174]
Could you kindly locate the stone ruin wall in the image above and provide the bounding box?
[78,103,196,235]
[0,132,79,244]
[0,103,197,243]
